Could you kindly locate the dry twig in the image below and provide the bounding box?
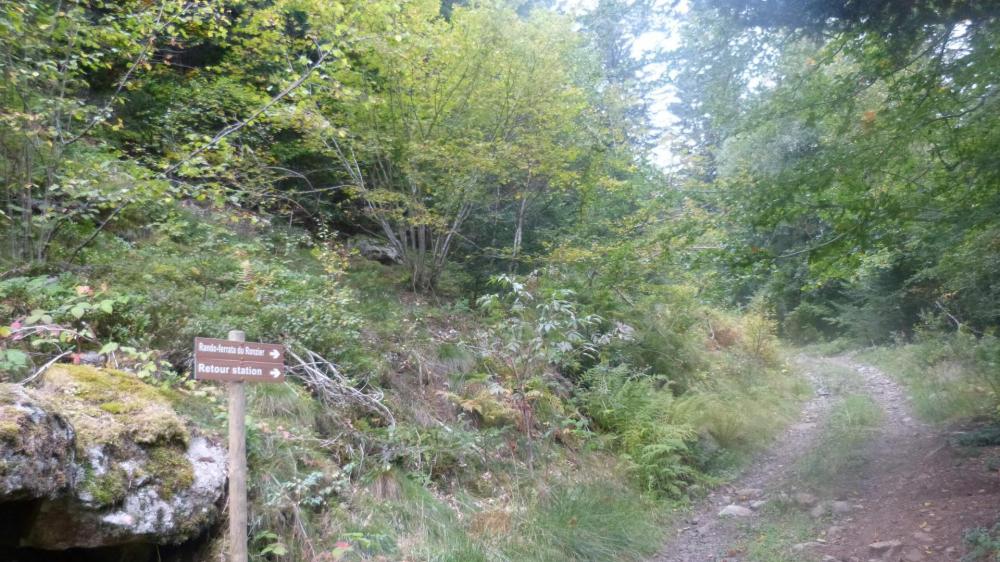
[287,349,395,428]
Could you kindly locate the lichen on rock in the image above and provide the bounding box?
[0,385,75,501]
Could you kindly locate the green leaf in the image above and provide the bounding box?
[260,542,287,556]
[99,342,119,354]
[3,349,28,367]
[70,304,87,319]
[98,299,114,314]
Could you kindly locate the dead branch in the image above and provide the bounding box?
[287,349,395,428]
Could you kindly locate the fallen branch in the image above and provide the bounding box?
[287,349,395,428]
[18,350,73,386]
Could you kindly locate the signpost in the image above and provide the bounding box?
[194,336,285,382]
[195,332,286,562]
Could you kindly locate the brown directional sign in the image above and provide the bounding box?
[194,337,285,382]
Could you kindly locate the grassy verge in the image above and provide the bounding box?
[739,502,820,562]
[858,336,998,423]
[343,457,666,562]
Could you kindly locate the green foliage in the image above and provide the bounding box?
[674,3,1000,342]
[0,0,922,559]
[962,521,1000,562]
[0,275,136,379]
[782,302,836,344]
[384,423,497,484]
[512,483,663,562]
[579,364,700,496]
[954,427,1000,448]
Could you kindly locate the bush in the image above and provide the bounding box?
[962,521,1000,562]
[617,291,707,393]
[79,212,367,368]
[782,301,836,344]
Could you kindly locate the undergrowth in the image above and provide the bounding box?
[963,521,1000,562]
[0,208,811,561]
[860,330,1000,423]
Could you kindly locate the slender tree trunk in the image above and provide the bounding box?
[510,194,528,273]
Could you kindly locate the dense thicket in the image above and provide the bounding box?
[1,0,665,295]
[673,0,1000,342]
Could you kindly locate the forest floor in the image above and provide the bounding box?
[653,354,1000,562]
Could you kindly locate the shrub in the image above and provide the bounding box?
[863,329,1000,421]
[962,521,1000,562]
[782,301,836,344]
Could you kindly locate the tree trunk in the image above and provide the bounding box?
[510,193,528,273]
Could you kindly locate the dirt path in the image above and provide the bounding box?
[653,354,1000,562]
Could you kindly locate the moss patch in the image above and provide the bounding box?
[81,466,129,507]
[0,386,31,443]
[146,445,195,499]
[38,365,188,448]
[0,419,20,443]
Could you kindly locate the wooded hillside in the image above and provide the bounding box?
[1,1,998,560]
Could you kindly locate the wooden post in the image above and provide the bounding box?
[227,330,248,562]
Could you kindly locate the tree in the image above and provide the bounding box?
[673,0,1000,336]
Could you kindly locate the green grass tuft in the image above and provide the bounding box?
[795,394,882,487]
[512,483,664,562]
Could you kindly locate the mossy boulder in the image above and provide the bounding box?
[37,364,188,447]
[0,385,75,501]
[0,366,227,550]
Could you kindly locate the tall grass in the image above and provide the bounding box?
[795,394,882,487]
[860,332,999,423]
[349,467,664,562]
[510,482,663,562]
[669,356,811,454]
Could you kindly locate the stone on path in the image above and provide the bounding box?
[794,492,818,507]
[868,539,902,559]
[718,504,754,518]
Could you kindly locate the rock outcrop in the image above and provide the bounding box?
[349,235,403,265]
[0,365,226,551]
[0,385,75,501]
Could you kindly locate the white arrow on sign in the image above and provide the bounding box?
[270,368,281,379]
[269,349,280,359]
